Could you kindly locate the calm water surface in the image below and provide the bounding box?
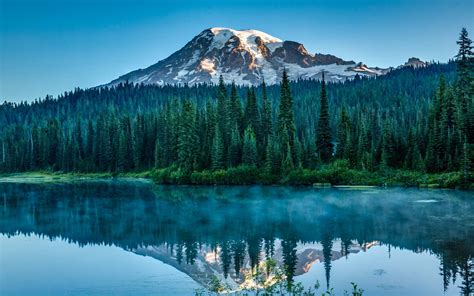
[0,180,473,295]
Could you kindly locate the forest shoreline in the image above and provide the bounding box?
[1,167,472,190]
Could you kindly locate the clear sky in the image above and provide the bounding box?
[1,0,473,102]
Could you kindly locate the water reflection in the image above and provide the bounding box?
[0,181,473,295]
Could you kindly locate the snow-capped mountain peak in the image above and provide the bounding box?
[106,27,390,87]
[208,27,283,46]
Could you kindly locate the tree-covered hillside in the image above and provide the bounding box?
[0,30,472,187]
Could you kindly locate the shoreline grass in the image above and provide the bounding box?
[0,171,152,184]
[149,164,472,189]
[2,164,471,189]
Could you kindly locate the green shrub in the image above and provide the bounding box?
[384,170,425,187]
[427,172,462,188]
[190,165,259,185]
[150,164,470,189]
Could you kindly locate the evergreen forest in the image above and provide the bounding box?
[1,29,473,188]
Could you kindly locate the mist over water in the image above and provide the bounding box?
[0,181,473,295]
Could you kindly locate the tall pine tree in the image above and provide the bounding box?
[316,73,333,162]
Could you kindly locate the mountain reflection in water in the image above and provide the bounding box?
[0,181,473,295]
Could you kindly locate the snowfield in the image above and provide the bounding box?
[106,27,409,87]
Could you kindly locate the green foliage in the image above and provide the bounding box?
[194,259,363,296]
[316,73,334,162]
[190,165,259,185]
[150,166,188,184]
[242,126,258,166]
[148,161,471,188]
[0,29,471,181]
[229,82,243,127]
[261,80,272,147]
[211,126,225,171]
[284,161,381,186]
[177,101,198,172]
[277,69,296,161]
[243,87,261,138]
[228,123,242,167]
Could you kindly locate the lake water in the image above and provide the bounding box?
[0,180,473,295]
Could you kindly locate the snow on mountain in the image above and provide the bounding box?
[131,239,380,291]
[106,27,391,87]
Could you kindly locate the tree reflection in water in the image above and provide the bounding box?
[0,181,472,294]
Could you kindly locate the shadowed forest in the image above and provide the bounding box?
[1,30,473,188]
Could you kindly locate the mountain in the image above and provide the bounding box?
[132,240,380,291]
[399,57,427,69]
[107,27,391,86]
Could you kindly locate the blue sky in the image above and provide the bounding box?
[1,0,473,102]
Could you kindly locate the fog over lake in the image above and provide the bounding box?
[1,180,473,295]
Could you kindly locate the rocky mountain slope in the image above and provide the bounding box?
[107,27,423,86]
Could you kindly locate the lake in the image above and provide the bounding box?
[0,180,473,295]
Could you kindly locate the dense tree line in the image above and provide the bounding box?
[0,29,472,182]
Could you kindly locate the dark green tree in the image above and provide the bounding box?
[261,80,272,147]
[177,101,198,173]
[244,87,261,137]
[336,106,350,159]
[228,123,242,167]
[242,126,257,166]
[456,28,473,100]
[211,125,225,170]
[277,70,296,154]
[316,73,333,162]
[229,82,243,133]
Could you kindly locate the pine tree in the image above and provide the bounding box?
[381,121,395,169]
[281,142,294,175]
[204,101,217,168]
[336,106,350,159]
[106,115,119,172]
[86,119,95,170]
[404,128,425,171]
[264,138,274,172]
[228,123,242,167]
[45,119,60,169]
[293,135,303,169]
[220,241,231,279]
[265,132,281,174]
[466,102,474,143]
[413,144,425,172]
[242,126,257,166]
[455,28,474,149]
[132,114,145,169]
[456,28,473,100]
[117,120,132,172]
[73,119,84,170]
[277,69,296,151]
[461,138,471,182]
[261,80,272,148]
[177,101,198,173]
[31,125,41,169]
[216,75,229,159]
[425,129,438,172]
[244,87,261,137]
[229,82,243,133]
[211,125,225,170]
[154,137,162,168]
[316,73,334,162]
[343,130,356,167]
[281,238,297,289]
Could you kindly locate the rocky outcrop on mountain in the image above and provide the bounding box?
[107,27,390,86]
